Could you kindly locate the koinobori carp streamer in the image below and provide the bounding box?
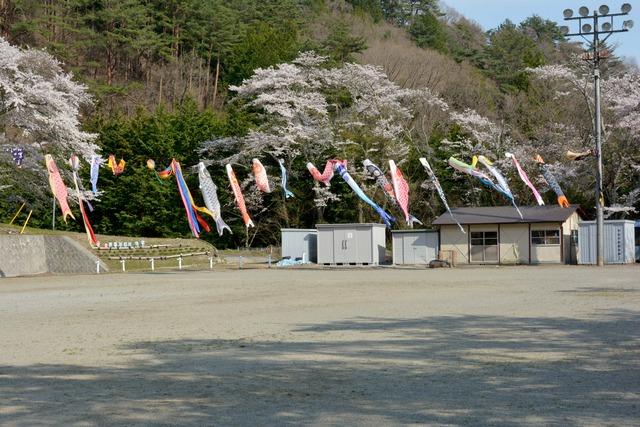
[307,160,337,186]
[252,158,271,193]
[158,159,211,238]
[107,154,126,176]
[226,164,254,228]
[534,154,570,208]
[334,161,394,228]
[363,159,421,227]
[45,154,75,223]
[278,159,294,199]
[419,157,464,233]
[388,160,414,227]
[475,155,522,219]
[505,152,544,206]
[69,154,98,247]
[198,162,231,236]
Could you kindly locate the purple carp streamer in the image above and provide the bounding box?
[505,152,544,206]
[475,155,522,219]
[363,159,422,226]
[11,147,24,167]
[158,159,211,238]
[534,154,570,208]
[419,157,464,234]
[278,159,294,199]
[334,162,394,228]
[198,162,231,236]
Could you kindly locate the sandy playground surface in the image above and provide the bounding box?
[1,265,639,426]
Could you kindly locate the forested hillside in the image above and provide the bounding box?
[0,0,638,248]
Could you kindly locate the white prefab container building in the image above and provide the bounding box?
[577,220,636,264]
[281,229,317,263]
[391,230,439,265]
[316,223,386,265]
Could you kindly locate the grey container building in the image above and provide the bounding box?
[316,224,386,265]
[578,220,636,264]
[392,230,439,265]
[281,229,317,263]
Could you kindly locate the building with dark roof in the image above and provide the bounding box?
[433,205,583,265]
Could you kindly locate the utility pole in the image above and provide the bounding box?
[560,4,634,266]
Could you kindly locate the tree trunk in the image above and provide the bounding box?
[172,17,180,58]
[204,43,212,107]
[188,49,194,95]
[106,47,115,85]
[212,53,220,108]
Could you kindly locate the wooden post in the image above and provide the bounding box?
[20,210,33,234]
[9,202,25,225]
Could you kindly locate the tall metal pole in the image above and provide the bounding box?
[561,5,633,267]
[593,12,605,267]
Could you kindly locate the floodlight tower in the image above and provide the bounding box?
[559,4,633,267]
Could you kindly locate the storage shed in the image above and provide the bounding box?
[433,205,583,265]
[316,223,386,265]
[577,220,636,264]
[391,230,439,265]
[281,229,317,263]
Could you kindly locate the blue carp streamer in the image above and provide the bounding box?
[278,159,294,199]
[335,162,394,228]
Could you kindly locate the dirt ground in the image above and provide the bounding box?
[1,265,639,426]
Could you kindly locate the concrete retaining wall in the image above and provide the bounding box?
[0,235,108,278]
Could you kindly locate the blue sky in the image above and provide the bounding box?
[442,0,639,65]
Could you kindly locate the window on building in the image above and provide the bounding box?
[531,229,560,245]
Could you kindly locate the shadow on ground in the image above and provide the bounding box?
[1,312,639,426]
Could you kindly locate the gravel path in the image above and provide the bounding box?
[1,266,639,426]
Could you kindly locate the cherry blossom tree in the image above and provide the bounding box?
[528,63,640,216]
[202,51,451,220]
[0,37,98,220]
[0,37,97,159]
